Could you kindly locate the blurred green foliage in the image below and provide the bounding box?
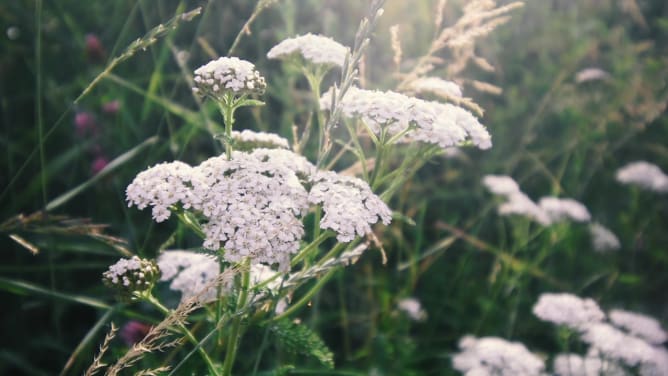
[0,0,667,375]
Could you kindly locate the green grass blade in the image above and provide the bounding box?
[45,136,158,212]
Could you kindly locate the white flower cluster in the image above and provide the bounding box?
[125,161,202,222]
[608,309,667,345]
[589,223,621,252]
[320,86,491,150]
[157,250,281,304]
[231,129,290,150]
[575,68,610,84]
[531,292,668,374]
[482,175,592,226]
[407,76,463,98]
[397,297,427,321]
[581,322,657,367]
[127,149,391,267]
[194,151,310,268]
[193,56,266,98]
[309,171,392,242]
[553,352,625,376]
[452,335,545,376]
[538,197,591,223]
[616,161,668,193]
[267,33,349,67]
[532,293,606,331]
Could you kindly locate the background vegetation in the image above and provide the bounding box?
[1,0,667,374]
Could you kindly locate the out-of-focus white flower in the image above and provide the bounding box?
[482,175,521,196]
[609,309,667,345]
[532,293,605,331]
[309,171,392,242]
[589,223,621,252]
[267,33,349,67]
[575,68,610,83]
[231,129,290,150]
[408,77,463,98]
[397,297,427,321]
[452,335,545,376]
[581,322,656,367]
[498,192,552,225]
[641,346,668,376]
[616,161,668,193]
[321,86,491,150]
[193,56,266,98]
[157,250,227,303]
[482,175,592,226]
[538,197,591,223]
[157,250,281,304]
[552,353,625,376]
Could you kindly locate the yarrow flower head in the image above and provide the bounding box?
[230,129,290,151]
[615,161,668,193]
[308,171,392,242]
[581,322,657,367]
[589,223,621,252]
[127,148,391,269]
[482,175,592,226]
[482,175,521,196]
[267,33,349,68]
[552,353,625,376]
[407,76,463,98]
[452,335,545,376]
[532,292,605,331]
[193,57,266,99]
[397,297,427,321]
[125,161,205,222]
[103,256,160,300]
[538,197,591,223]
[321,86,491,150]
[608,309,667,345]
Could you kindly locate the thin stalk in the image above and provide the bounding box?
[289,230,335,267]
[145,294,220,376]
[221,259,251,376]
[271,267,338,322]
[218,95,236,160]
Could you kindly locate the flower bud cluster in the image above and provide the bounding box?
[103,256,160,299]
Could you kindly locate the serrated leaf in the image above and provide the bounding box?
[270,319,334,369]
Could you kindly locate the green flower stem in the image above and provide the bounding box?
[217,92,239,160]
[304,68,327,163]
[370,128,389,189]
[221,259,251,376]
[144,294,220,376]
[345,120,369,181]
[174,209,205,239]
